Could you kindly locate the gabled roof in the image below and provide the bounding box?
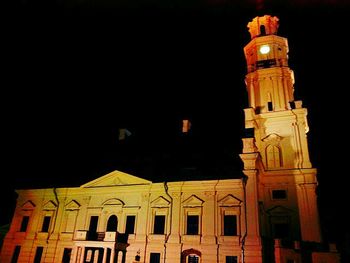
[80,170,152,188]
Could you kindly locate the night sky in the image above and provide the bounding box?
[2,0,350,256]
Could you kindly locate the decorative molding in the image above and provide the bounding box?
[65,200,81,210]
[21,200,36,210]
[218,194,242,207]
[43,200,58,210]
[151,196,170,208]
[182,195,204,207]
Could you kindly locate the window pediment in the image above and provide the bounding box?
[218,194,242,207]
[266,205,295,216]
[43,200,57,210]
[182,195,204,207]
[65,200,81,210]
[21,200,36,210]
[262,133,283,144]
[151,196,170,208]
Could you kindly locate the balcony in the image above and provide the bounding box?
[74,230,129,243]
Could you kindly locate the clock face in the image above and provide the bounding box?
[259,45,270,54]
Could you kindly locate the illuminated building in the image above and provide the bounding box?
[0,15,340,263]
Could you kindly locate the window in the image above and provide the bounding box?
[125,215,136,234]
[20,216,29,232]
[34,247,43,263]
[188,255,199,263]
[226,256,238,263]
[266,145,282,169]
[41,216,51,232]
[11,246,21,263]
[274,223,290,239]
[260,25,266,35]
[150,253,160,263]
[186,215,199,235]
[268,101,273,111]
[106,215,118,231]
[272,190,287,200]
[224,215,237,236]
[88,216,99,240]
[153,215,165,234]
[62,248,72,263]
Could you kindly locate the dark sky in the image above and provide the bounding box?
[1,0,349,251]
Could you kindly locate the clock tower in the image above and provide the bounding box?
[240,15,322,261]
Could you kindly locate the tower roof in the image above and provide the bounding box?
[247,15,279,39]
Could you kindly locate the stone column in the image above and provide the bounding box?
[79,247,85,263]
[202,191,216,244]
[240,140,262,263]
[135,193,149,243]
[102,247,107,263]
[167,192,181,244]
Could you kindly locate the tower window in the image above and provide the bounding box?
[266,145,282,169]
[274,223,290,239]
[272,190,287,200]
[268,101,273,111]
[260,25,266,35]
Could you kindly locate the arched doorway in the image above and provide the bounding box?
[181,249,201,263]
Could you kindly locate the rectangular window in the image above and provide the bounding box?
[224,215,237,236]
[34,247,43,263]
[268,101,273,111]
[41,216,51,232]
[274,223,290,239]
[226,256,238,263]
[20,216,29,232]
[186,215,199,235]
[88,216,99,240]
[153,215,165,234]
[150,252,160,263]
[11,246,21,263]
[125,215,136,234]
[272,190,287,200]
[62,248,72,263]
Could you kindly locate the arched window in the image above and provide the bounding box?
[187,255,199,263]
[181,249,201,263]
[106,215,118,232]
[266,145,282,169]
[260,25,266,35]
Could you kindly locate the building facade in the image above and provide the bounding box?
[0,15,340,263]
